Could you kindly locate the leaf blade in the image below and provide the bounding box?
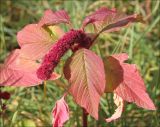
[0,49,59,87]
[83,7,144,33]
[17,24,63,60]
[38,9,70,27]
[64,49,105,119]
[104,53,156,110]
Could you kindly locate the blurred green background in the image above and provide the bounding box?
[0,0,160,127]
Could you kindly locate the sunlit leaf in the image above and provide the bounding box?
[64,48,105,119]
[101,14,144,33]
[82,7,116,28]
[83,7,144,33]
[38,9,70,27]
[17,24,63,60]
[0,49,59,87]
[104,53,156,110]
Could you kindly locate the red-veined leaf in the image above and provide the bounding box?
[52,95,69,127]
[64,48,105,119]
[82,7,116,28]
[17,24,63,60]
[0,49,60,87]
[104,53,156,110]
[38,9,70,27]
[82,7,144,33]
[0,50,41,86]
[106,93,124,122]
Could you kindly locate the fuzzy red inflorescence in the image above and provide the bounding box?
[36,29,92,80]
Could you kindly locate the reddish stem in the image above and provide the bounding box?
[82,108,88,127]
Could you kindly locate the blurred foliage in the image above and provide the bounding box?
[0,0,160,127]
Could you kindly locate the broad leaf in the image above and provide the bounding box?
[0,49,59,87]
[17,24,63,60]
[83,7,143,33]
[38,9,70,27]
[0,50,41,86]
[106,93,124,122]
[104,53,156,110]
[52,95,69,127]
[64,48,105,119]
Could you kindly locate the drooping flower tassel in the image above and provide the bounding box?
[36,29,92,80]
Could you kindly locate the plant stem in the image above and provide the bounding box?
[43,81,47,100]
[0,99,4,127]
[82,108,88,127]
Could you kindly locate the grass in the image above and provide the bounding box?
[0,0,160,127]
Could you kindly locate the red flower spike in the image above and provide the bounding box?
[37,29,92,80]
